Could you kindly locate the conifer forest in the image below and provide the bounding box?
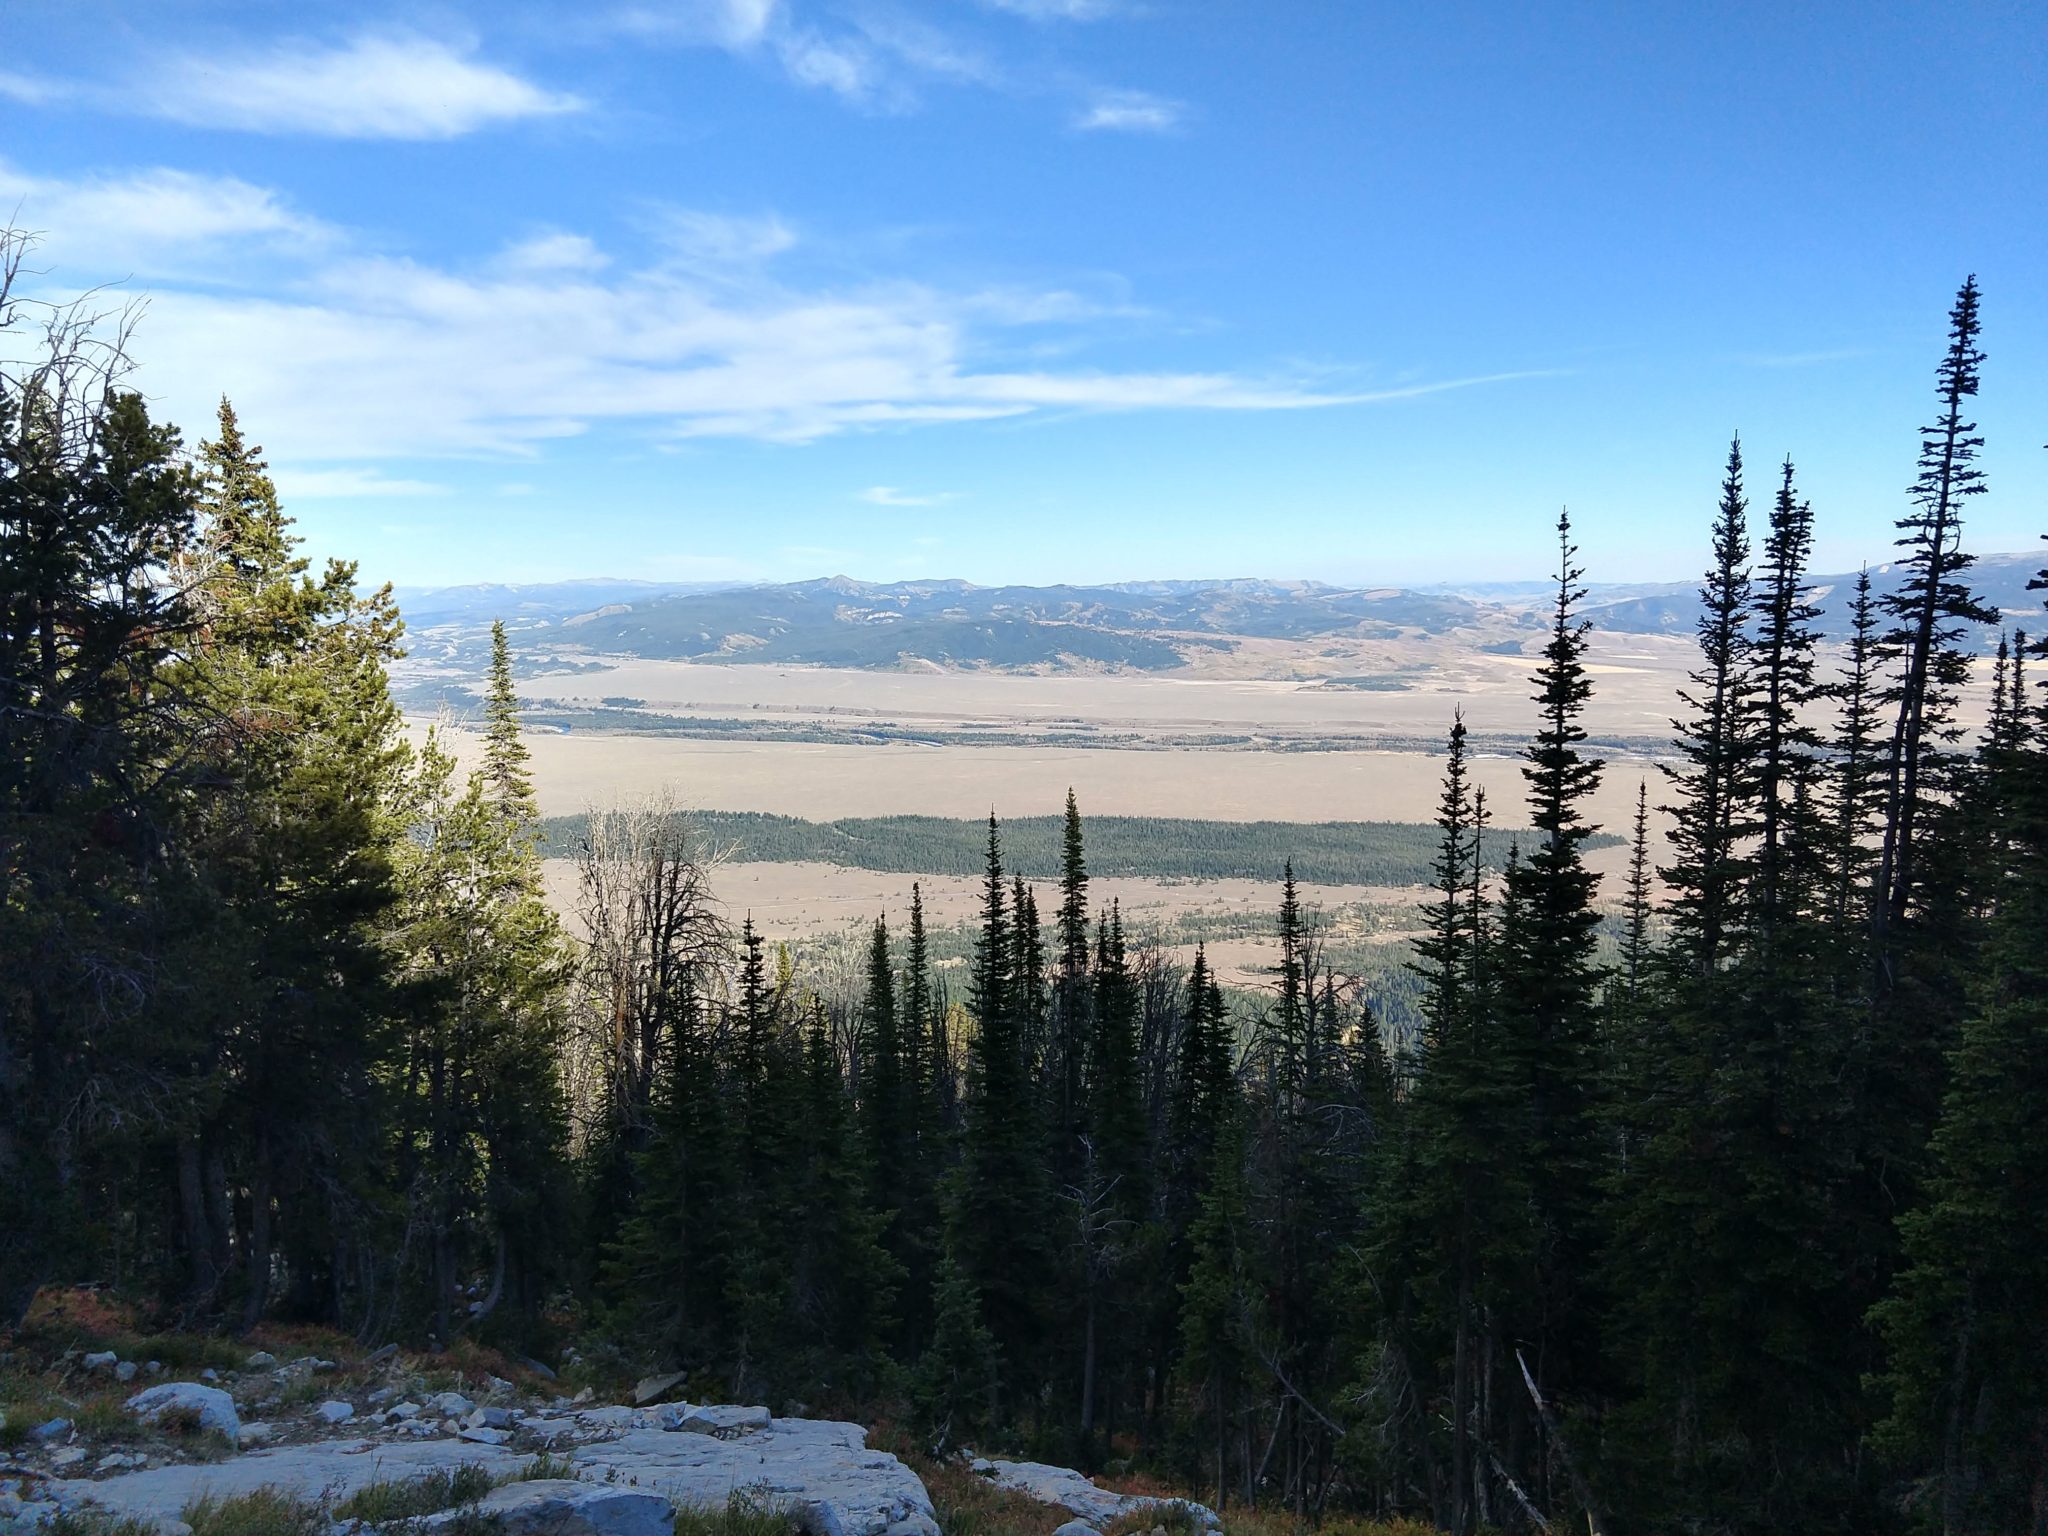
[6,229,2048,1535]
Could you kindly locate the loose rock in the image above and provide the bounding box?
[632,1371,688,1407]
[125,1384,240,1441]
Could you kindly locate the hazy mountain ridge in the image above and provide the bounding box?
[395,554,2044,671]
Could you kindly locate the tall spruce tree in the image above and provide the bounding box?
[1873,276,1997,961]
[952,814,1051,1413]
[1662,438,1756,978]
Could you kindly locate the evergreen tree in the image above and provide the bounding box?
[1872,276,1998,960]
[952,814,1052,1413]
[1051,789,1093,1186]
[1662,437,1755,978]
[1497,511,1607,1398]
[1873,678,2048,1534]
[481,619,535,822]
[1829,567,1886,941]
[1748,457,1826,954]
[918,1249,1001,1451]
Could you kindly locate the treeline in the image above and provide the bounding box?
[1,236,573,1343]
[539,810,1610,886]
[7,236,2047,1535]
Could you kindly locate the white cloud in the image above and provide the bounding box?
[1074,89,1183,133]
[609,1,995,110]
[648,208,798,269]
[133,33,583,139]
[981,0,1123,17]
[860,486,954,506]
[611,0,780,48]
[494,233,612,276]
[0,158,332,276]
[11,163,1523,469]
[0,70,67,105]
[273,468,448,499]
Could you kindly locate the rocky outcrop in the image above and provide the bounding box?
[45,1403,937,1536]
[969,1457,1222,1532]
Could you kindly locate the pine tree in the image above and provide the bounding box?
[1873,683,2048,1534]
[1051,789,1093,1186]
[861,915,908,1215]
[1617,781,1654,1012]
[1829,568,1886,942]
[481,619,536,823]
[1491,510,1608,1520]
[179,398,412,1328]
[952,814,1052,1411]
[1662,438,1755,978]
[918,1249,1002,1452]
[1748,457,1826,955]
[1177,1113,1258,1511]
[1873,276,1998,960]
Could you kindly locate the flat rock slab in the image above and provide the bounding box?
[54,1412,937,1536]
[421,1479,671,1535]
[48,1438,527,1519]
[971,1459,1221,1532]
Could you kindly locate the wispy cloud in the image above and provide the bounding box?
[1074,89,1184,133]
[860,486,955,507]
[981,0,1125,19]
[0,69,67,105]
[647,208,799,270]
[0,158,333,276]
[13,161,1519,467]
[129,33,582,139]
[273,468,449,499]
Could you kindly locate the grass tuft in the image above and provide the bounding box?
[672,1489,806,1536]
[44,1513,164,1536]
[514,1450,579,1481]
[181,1487,331,1536]
[333,1461,500,1523]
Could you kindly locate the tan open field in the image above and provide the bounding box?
[504,629,1700,744]
[428,627,1995,945]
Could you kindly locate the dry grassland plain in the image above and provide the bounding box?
[422,629,1995,955]
[418,629,1741,951]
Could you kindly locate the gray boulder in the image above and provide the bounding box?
[971,1458,1220,1533]
[422,1479,671,1535]
[81,1351,118,1373]
[124,1383,239,1441]
[1053,1522,1103,1536]
[427,1391,474,1417]
[243,1351,276,1369]
[632,1371,688,1406]
[313,1401,354,1425]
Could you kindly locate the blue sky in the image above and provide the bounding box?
[4,1,2044,590]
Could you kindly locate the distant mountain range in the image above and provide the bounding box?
[394,553,2044,672]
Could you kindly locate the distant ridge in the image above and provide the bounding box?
[395,554,2044,670]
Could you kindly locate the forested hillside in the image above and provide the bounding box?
[6,238,2046,1533]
